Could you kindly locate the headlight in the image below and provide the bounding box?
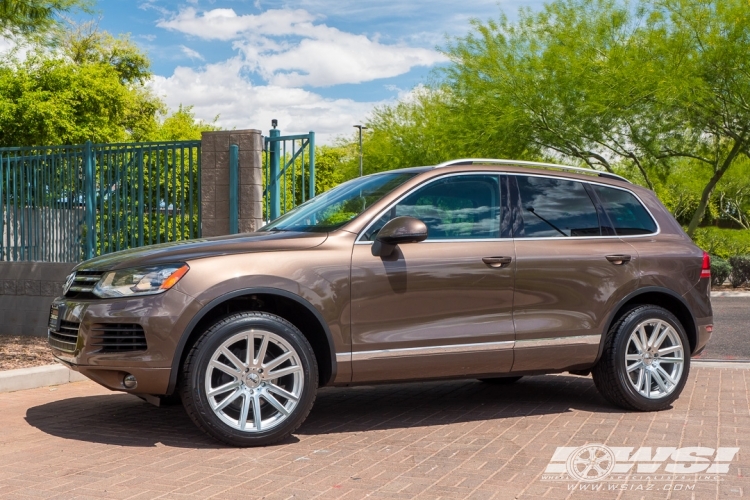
[93,264,190,298]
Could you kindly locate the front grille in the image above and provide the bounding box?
[64,270,103,299]
[90,324,147,353]
[48,320,81,353]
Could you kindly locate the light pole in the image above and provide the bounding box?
[353,125,367,177]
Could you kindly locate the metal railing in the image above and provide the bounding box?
[263,129,316,221]
[1,140,201,262]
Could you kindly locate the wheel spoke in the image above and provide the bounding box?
[263,350,294,372]
[658,345,682,356]
[634,367,644,391]
[207,379,241,398]
[244,333,253,366]
[637,326,648,352]
[656,365,678,385]
[214,388,241,411]
[627,361,642,373]
[267,365,302,379]
[221,347,246,371]
[651,368,669,394]
[644,370,652,397]
[210,359,241,377]
[261,391,290,416]
[255,335,269,366]
[266,383,299,402]
[238,393,251,430]
[652,324,670,350]
[252,393,262,431]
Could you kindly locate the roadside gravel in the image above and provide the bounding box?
[0,336,54,371]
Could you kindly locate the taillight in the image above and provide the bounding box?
[700,251,711,279]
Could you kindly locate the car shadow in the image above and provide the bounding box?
[25,375,618,448]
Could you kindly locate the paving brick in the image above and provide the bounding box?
[0,368,747,499]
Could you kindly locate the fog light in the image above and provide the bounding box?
[123,374,137,389]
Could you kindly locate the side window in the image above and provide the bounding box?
[512,176,600,238]
[593,185,657,235]
[363,175,501,241]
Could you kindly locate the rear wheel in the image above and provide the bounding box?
[479,376,523,385]
[592,305,689,411]
[180,312,318,446]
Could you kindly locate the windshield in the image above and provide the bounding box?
[260,172,417,232]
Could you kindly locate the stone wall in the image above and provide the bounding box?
[0,262,74,337]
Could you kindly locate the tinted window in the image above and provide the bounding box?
[363,175,501,241]
[593,185,657,235]
[513,176,600,238]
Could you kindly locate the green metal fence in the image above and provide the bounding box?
[0,140,201,263]
[264,129,316,221]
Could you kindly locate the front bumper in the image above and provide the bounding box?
[48,289,199,395]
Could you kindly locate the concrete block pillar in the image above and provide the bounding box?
[200,130,264,237]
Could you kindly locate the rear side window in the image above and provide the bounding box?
[512,176,600,238]
[593,185,657,235]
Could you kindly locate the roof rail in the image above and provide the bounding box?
[435,158,631,183]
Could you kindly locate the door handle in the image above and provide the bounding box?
[482,256,512,268]
[606,254,631,265]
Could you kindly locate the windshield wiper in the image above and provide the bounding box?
[526,207,568,237]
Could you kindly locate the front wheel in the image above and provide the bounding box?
[180,312,318,446]
[592,305,689,411]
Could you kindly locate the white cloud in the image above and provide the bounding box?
[157,7,446,87]
[149,57,385,144]
[179,45,204,60]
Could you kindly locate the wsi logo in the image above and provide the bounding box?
[543,444,739,482]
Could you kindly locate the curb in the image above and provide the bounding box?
[692,360,750,369]
[0,364,88,394]
[711,291,750,297]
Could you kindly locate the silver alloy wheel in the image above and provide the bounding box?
[624,319,684,399]
[205,330,304,433]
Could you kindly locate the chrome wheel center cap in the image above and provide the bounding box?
[642,353,653,366]
[243,372,261,388]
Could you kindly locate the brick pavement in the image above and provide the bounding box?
[0,367,747,500]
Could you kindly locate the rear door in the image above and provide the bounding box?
[509,174,640,372]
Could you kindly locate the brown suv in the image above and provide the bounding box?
[48,159,713,446]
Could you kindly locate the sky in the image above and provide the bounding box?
[26,0,547,144]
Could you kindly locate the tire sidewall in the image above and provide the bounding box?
[612,307,690,411]
[186,313,317,446]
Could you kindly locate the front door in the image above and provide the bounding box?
[508,174,641,372]
[350,173,515,382]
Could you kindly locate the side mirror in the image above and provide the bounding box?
[372,216,428,257]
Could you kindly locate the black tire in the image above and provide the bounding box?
[592,305,690,411]
[479,376,523,385]
[180,311,318,447]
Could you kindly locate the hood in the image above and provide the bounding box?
[75,231,328,271]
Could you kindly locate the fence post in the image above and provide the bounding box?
[269,128,281,220]
[229,144,239,234]
[308,131,316,200]
[83,140,95,260]
[137,150,144,247]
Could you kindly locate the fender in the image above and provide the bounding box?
[594,285,698,365]
[166,287,338,394]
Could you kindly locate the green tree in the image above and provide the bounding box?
[146,105,220,142]
[0,0,91,37]
[0,24,161,146]
[448,0,750,236]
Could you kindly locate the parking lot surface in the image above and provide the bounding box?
[0,366,747,500]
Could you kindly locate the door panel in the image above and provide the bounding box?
[350,241,515,382]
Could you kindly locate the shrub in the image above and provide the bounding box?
[728,255,750,288]
[710,255,732,286]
